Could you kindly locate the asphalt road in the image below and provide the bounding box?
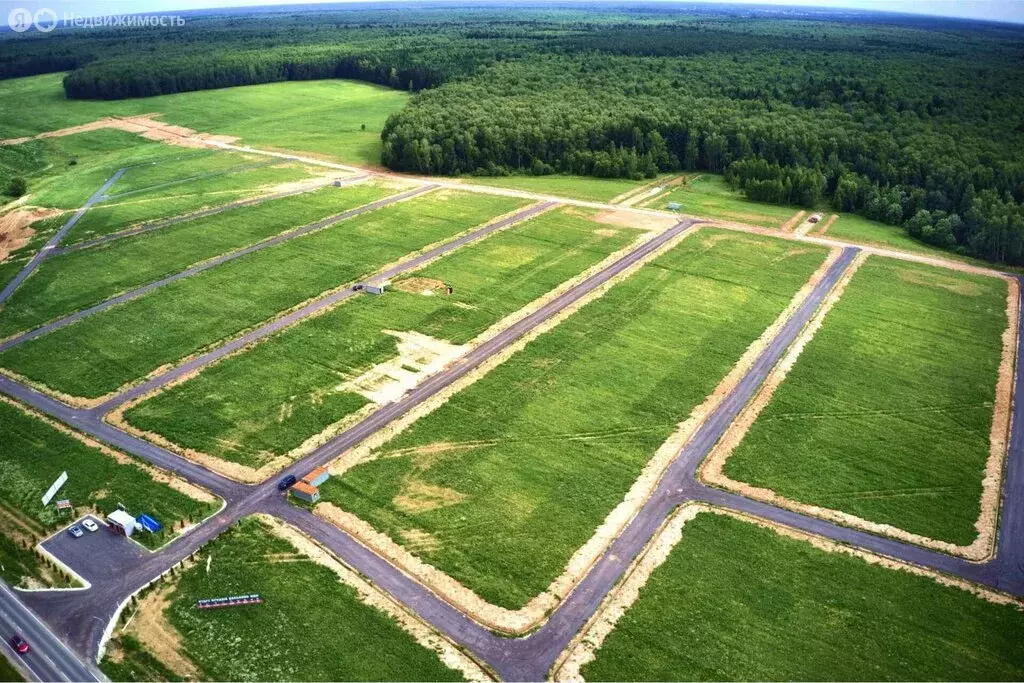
[55,175,368,255]
[0,183,435,355]
[0,169,126,307]
[1,215,1023,681]
[0,582,103,682]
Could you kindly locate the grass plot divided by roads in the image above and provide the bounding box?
[720,257,1011,548]
[0,191,527,399]
[321,229,829,610]
[638,174,799,228]
[574,511,1024,682]
[0,180,395,339]
[100,517,468,682]
[122,207,639,476]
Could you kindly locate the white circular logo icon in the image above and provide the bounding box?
[7,7,32,32]
[34,7,58,32]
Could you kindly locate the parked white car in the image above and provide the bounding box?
[82,519,99,532]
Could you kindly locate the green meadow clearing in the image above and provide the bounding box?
[0,74,409,167]
[321,230,829,608]
[640,174,800,228]
[724,257,1008,545]
[1,129,200,210]
[0,181,395,337]
[0,214,64,291]
[100,517,463,681]
[580,512,1024,681]
[0,191,527,398]
[462,174,656,202]
[123,207,638,469]
[0,398,219,586]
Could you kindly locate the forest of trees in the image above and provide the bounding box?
[1,5,1023,263]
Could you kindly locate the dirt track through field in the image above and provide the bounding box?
[0,169,125,307]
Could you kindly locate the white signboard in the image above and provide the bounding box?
[41,471,68,506]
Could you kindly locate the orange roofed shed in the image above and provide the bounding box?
[290,481,320,503]
[302,467,329,488]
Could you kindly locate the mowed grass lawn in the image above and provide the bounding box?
[724,257,1008,545]
[124,208,638,468]
[0,181,395,337]
[155,517,463,681]
[640,174,799,228]
[0,191,527,398]
[0,74,410,167]
[581,512,1024,681]
[322,230,829,608]
[0,398,218,586]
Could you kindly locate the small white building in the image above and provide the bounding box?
[106,509,136,537]
[365,281,389,295]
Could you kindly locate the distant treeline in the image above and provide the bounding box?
[2,7,1023,263]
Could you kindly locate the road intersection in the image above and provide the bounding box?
[0,141,1021,682]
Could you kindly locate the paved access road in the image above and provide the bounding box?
[0,169,126,307]
[0,582,103,682]
[1,145,1023,683]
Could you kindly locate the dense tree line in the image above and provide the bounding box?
[2,6,1023,263]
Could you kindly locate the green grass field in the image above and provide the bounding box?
[100,635,182,683]
[2,130,202,210]
[723,257,1008,545]
[463,174,656,202]
[66,163,320,244]
[107,517,463,681]
[0,74,409,167]
[0,398,219,585]
[0,191,527,398]
[640,174,800,228]
[321,230,828,609]
[123,207,637,469]
[0,652,25,682]
[0,181,393,338]
[580,511,1024,681]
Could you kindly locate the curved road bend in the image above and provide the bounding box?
[0,169,127,307]
[55,175,369,256]
[95,200,558,414]
[0,184,437,355]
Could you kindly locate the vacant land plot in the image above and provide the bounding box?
[0,74,409,167]
[65,162,321,244]
[640,174,799,228]
[578,512,1024,681]
[463,174,655,202]
[322,230,828,608]
[723,258,1008,545]
[0,181,394,337]
[123,207,638,471]
[101,517,464,681]
[1,192,527,398]
[0,398,218,586]
[2,129,195,210]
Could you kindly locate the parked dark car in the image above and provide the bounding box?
[277,474,297,491]
[10,634,29,654]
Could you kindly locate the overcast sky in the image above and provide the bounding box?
[4,0,1023,26]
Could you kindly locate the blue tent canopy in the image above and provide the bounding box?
[137,513,162,533]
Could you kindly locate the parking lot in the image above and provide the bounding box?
[40,515,148,585]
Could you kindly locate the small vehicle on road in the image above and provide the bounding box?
[82,519,99,532]
[277,474,297,491]
[68,525,84,538]
[10,635,30,654]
